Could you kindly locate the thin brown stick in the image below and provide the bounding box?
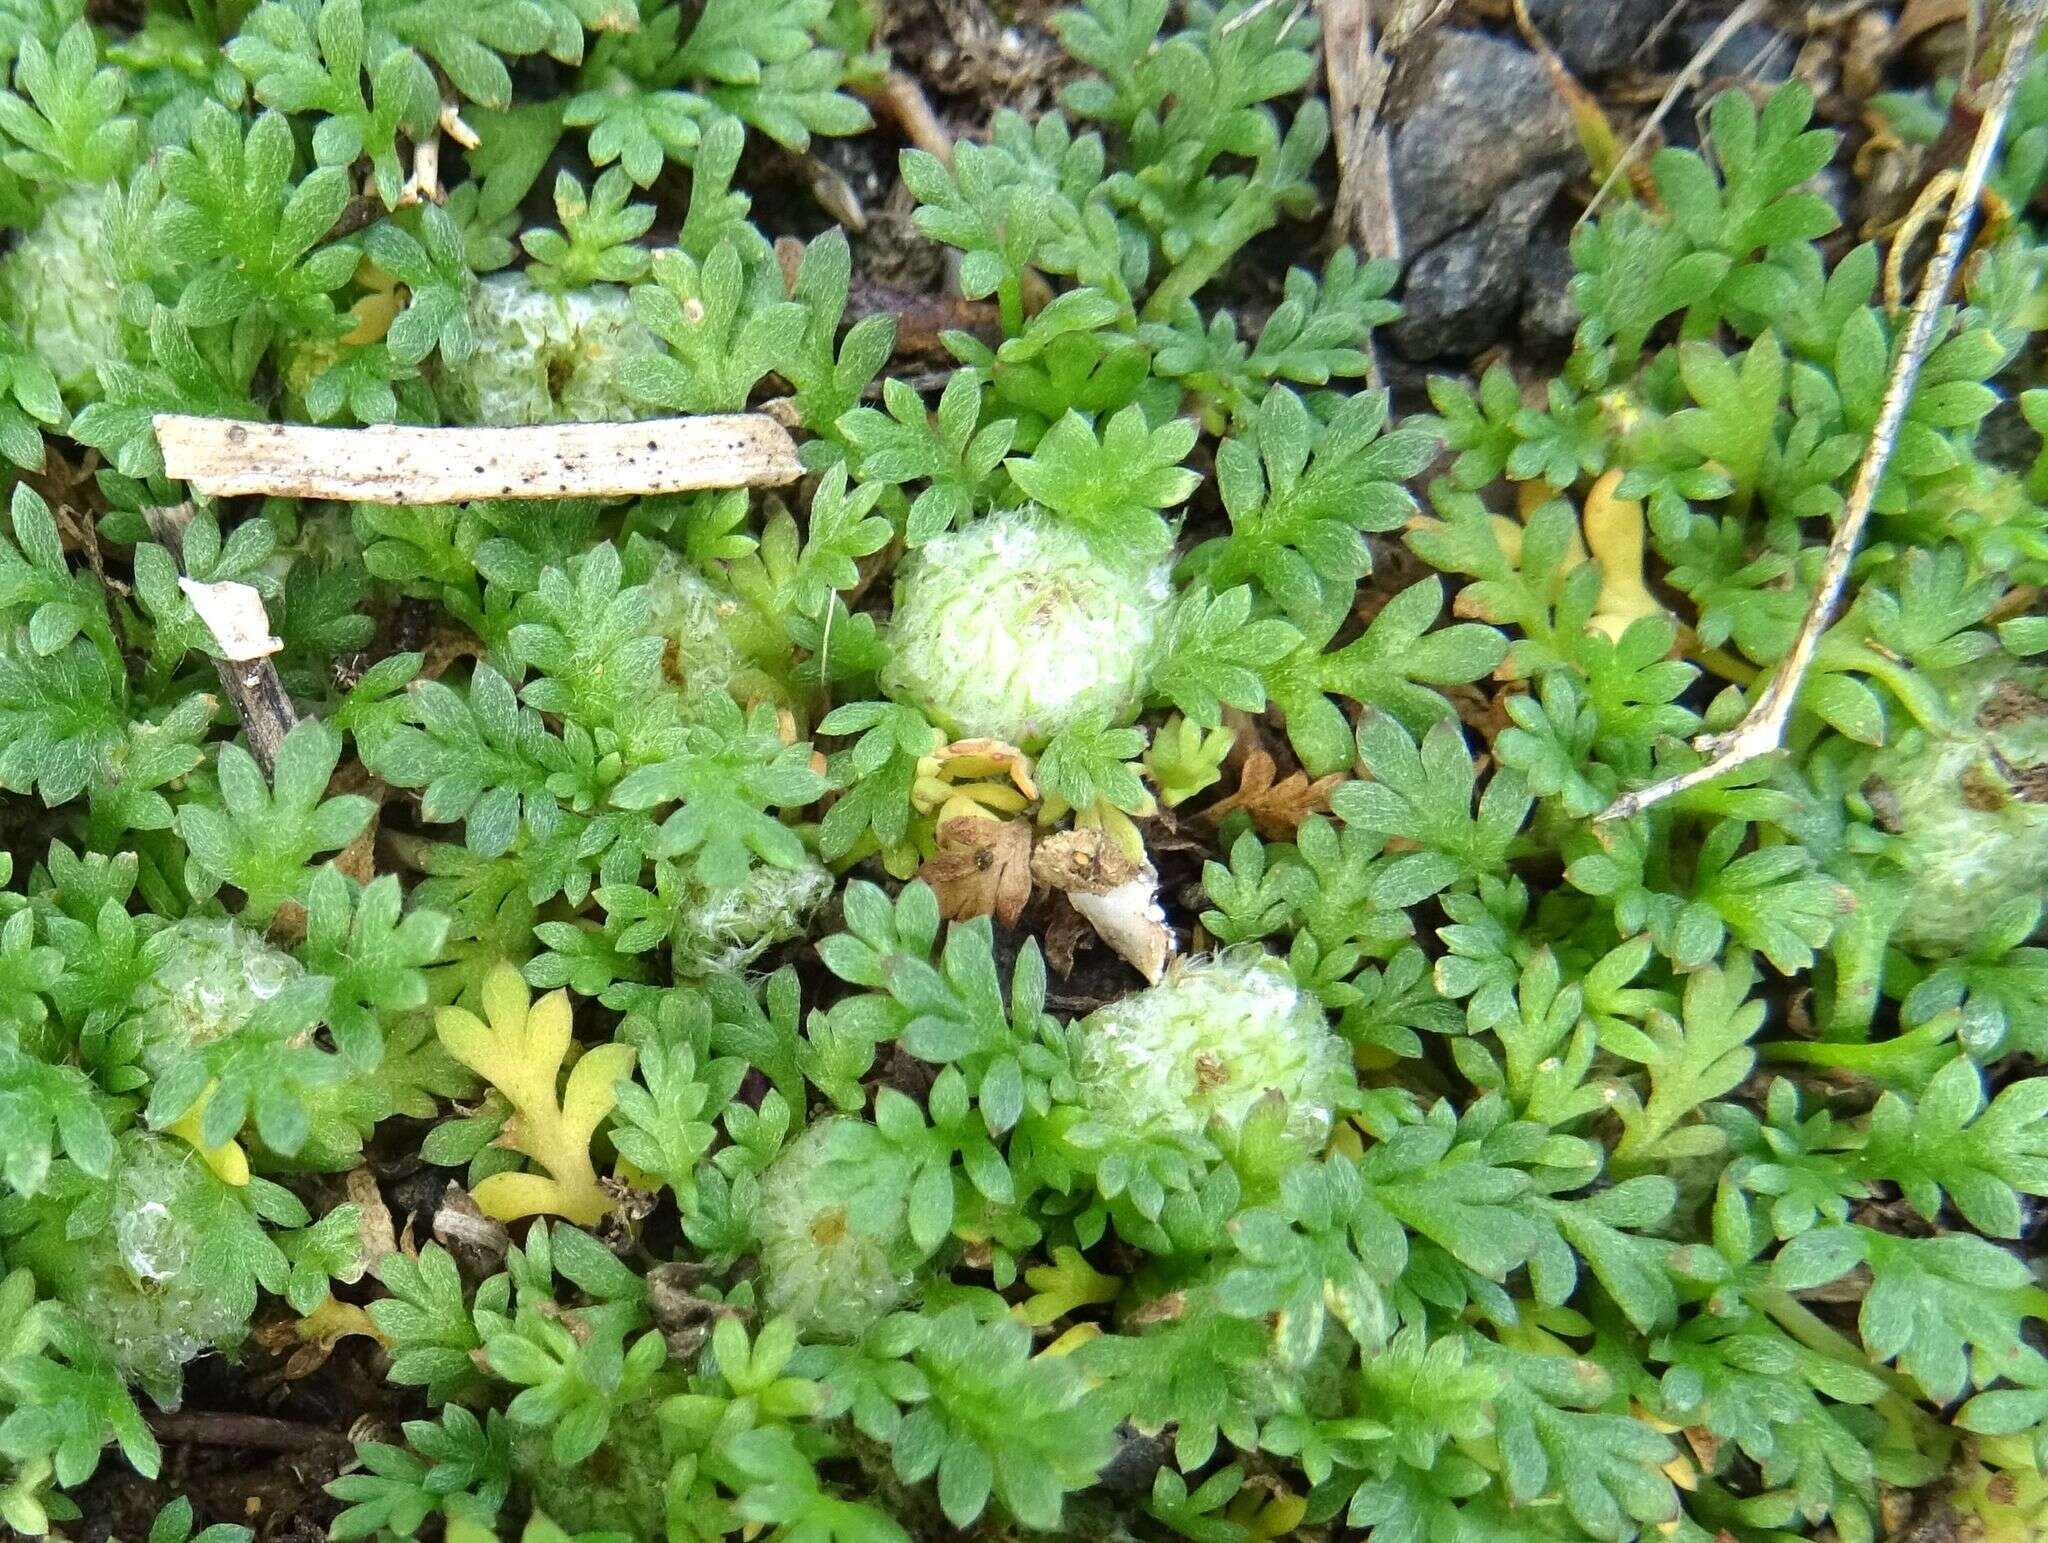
[146,1410,345,1452]
[1324,0,1402,264]
[867,70,956,166]
[1600,0,2048,823]
[143,503,299,778]
[1217,0,1281,32]
[1631,0,1693,66]
[154,413,804,504]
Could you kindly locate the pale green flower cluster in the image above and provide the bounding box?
[443,272,660,425]
[127,917,302,1076]
[881,510,1171,747]
[2,187,121,403]
[15,1135,252,1405]
[1869,662,2048,951]
[644,552,750,703]
[1072,949,1353,1156]
[755,1116,917,1338]
[671,856,834,978]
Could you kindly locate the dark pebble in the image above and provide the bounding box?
[1522,0,1665,79]
[1387,29,1586,253]
[1520,234,1581,355]
[1392,171,1565,362]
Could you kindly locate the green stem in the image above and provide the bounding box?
[1140,191,1273,324]
[1815,881,1907,1041]
[1750,1285,1948,1455]
[1760,1012,1959,1090]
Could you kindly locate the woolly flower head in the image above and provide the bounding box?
[127,917,303,1076]
[643,551,749,704]
[671,855,834,978]
[755,1116,917,1339]
[444,272,660,425]
[881,510,1171,747]
[1867,660,2048,951]
[520,1399,672,1538]
[2,186,121,404]
[1072,949,1352,1156]
[20,1135,253,1403]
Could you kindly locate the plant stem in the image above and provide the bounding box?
[1141,193,1271,323]
[1760,1013,1958,1085]
[1751,1284,1947,1450]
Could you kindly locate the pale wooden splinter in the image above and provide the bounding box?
[153,412,804,504]
[1599,0,2048,824]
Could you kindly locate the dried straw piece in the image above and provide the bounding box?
[154,412,804,504]
[1600,0,2048,823]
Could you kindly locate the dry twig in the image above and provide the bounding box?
[1600,0,2048,823]
[865,70,956,165]
[146,1410,344,1452]
[1324,0,1400,264]
[1323,0,1451,267]
[1631,0,1693,66]
[143,502,299,777]
[155,413,804,503]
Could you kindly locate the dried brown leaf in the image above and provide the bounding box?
[345,1167,398,1275]
[255,1299,386,1381]
[433,1180,510,1274]
[1841,9,1894,102]
[331,769,387,887]
[1895,0,1974,56]
[1030,827,1141,895]
[1201,750,1344,838]
[920,816,1034,926]
[1043,898,1090,977]
[419,628,484,682]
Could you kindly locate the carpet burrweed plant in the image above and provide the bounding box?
[0,0,2046,1538]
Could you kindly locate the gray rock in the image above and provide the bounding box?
[1979,396,2042,479]
[1095,1425,1174,1494]
[1388,29,1585,252]
[1523,0,1663,79]
[1390,228,1522,359]
[1669,17,1793,85]
[1519,236,1579,354]
[1392,171,1563,361]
